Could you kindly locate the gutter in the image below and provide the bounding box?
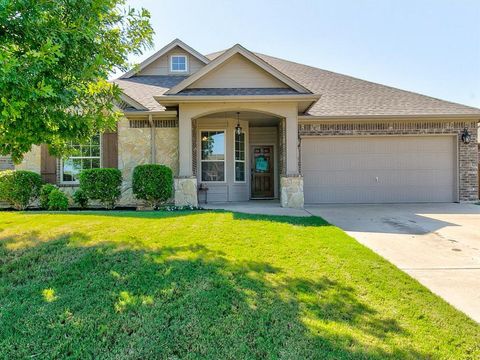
[298,113,480,122]
[154,94,321,104]
[123,110,178,117]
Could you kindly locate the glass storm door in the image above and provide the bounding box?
[251,146,274,198]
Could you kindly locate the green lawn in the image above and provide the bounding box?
[0,211,478,359]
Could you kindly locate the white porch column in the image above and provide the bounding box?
[176,105,198,206]
[178,105,192,177]
[285,113,299,175]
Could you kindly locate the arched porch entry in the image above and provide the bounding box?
[174,102,304,208]
[193,110,283,203]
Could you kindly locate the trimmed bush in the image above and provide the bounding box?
[0,170,42,210]
[132,164,173,208]
[40,184,57,209]
[73,189,89,209]
[79,168,122,209]
[47,189,69,211]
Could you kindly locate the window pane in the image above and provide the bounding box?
[235,132,245,161]
[201,131,224,160]
[171,56,186,71]
[71,145,81,157]
[62,135,101,182]
[91,158,100,168]
[81,145,91,157]
[91,145,100,157]
[235,161,245,182]
[201,162,225,182]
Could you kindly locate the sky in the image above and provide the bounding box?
[124,0,480,108]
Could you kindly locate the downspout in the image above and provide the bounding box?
[148,114,156,163]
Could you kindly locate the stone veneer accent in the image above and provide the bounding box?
[299,120,479,202]
[15,145,41,173]
[174,177,198,206]
[280,175,304,209]
[118,118,179,206]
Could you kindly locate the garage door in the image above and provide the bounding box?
[301,136,456,203]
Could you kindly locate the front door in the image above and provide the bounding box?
[251,146,274,198]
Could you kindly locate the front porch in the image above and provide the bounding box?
[173,103,304,209]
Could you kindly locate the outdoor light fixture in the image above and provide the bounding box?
[461,128,471,144]
[235,112,242,136]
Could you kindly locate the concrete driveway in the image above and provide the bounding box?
[306,203,480,323]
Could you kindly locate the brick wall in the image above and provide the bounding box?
[298,120,479,202]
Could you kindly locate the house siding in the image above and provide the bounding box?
[138,46,205,76]
[298,120,479,202]
[189,53,288,89]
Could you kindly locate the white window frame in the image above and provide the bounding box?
[199,129,226,183]
[60,136,102,185]
[233,130,246,183]
[170,55,188,73]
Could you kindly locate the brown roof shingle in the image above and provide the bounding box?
[115,50,480,117]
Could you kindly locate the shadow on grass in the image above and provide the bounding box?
[0,231,426,359]
[18,209,331,227]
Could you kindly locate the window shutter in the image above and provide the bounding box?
[102,130,118,168]
[40,144,57,184]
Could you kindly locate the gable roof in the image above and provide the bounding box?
[115,76,188,111]
[213,52,480,118]
[165,44,312,95]
[115,42,480,117]
[119,39,210,79]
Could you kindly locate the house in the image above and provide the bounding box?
[6,39,480,208]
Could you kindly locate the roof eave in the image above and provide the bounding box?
[155,94,321,104]
[299,113,480,121]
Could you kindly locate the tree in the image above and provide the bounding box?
[0,0,153,163]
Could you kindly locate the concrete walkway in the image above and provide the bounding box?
[306,203,480,323]
[204,201,480,322]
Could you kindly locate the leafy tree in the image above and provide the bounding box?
[0,0,153,163]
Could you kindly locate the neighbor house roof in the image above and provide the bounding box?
[115,42,480,117]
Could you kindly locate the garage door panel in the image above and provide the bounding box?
[302,136,455,203]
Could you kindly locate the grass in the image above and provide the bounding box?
[0,210,479,359]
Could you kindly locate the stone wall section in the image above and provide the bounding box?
[280,175,304,209]
[118,118,179,205]
[174,177,198,207]
[15,145,41,173]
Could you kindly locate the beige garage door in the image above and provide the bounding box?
[301,136,456,203]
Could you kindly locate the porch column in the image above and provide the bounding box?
[285,114,299,175]
[178,108,193,177]
[175,106,198,206]
[281,113,304,209]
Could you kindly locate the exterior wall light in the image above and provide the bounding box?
[461,128,471,144]
[235,112,242,136]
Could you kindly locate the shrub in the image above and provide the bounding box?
[132,164,173,208]
[73,189,89,209]
[79,168,122,209]
[0,170,42,210]
[40,184,57,209]
[47,189,69,211]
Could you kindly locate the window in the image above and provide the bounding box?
[200,131,225,182]
[61,135,101,183]
[171,55,187,72]
[234,132,246,182]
